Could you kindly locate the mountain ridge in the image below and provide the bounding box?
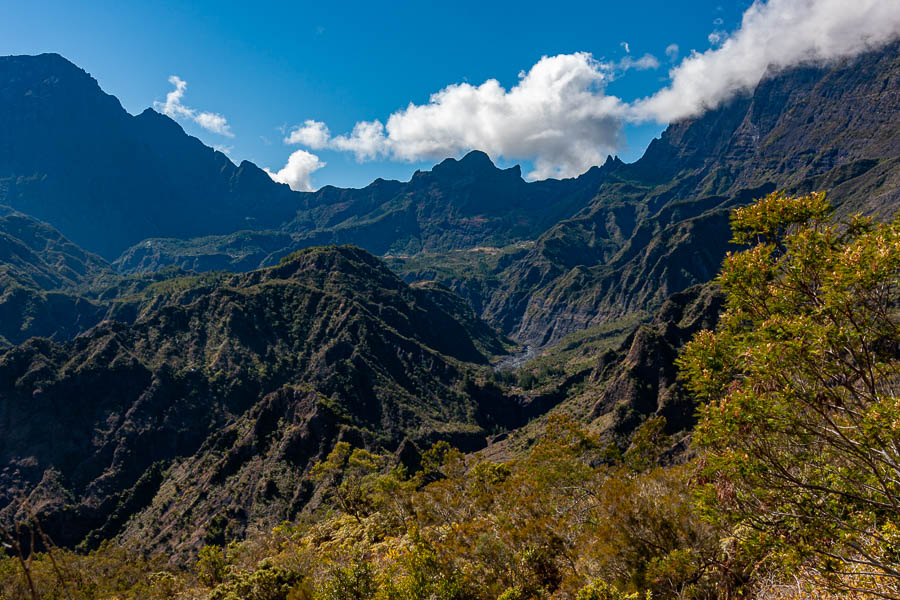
[2,43,900,563]
[475,42,900,346]
[0,53,302,259]
[106,44,900,349]
[0,244,516,555]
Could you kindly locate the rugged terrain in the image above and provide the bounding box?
[0,245,519,556]
[476,43,900,346]
[1,42,899,561]
[111,45,900,349]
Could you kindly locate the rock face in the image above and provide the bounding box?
[113,152,614,273]
[478,43,900,347]
[0,246,514,556]
[0,54,302,259]
[585,283,725,439]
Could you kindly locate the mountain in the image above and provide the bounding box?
[278,151,609,255]
[114,230,306,274]
[114,152,616,273]
[466,42,900,346]
[481,282,724,463]
[0,53,612,265]
[0,206,237,346]
[113,43,900,350]
[0,205,111,290]
[0,245,516,555]
[0,205,113,345]
[2,43,900,563]
[0,54,303,259]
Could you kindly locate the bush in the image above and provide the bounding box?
[681,191,900,596]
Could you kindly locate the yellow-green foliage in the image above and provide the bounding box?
[681,191,900,597]
[0,416,721,600]
[0,541,186,599]
[6,192,898,600]
[575,580,650,600]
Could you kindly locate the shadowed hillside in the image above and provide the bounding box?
[0,246,518,557]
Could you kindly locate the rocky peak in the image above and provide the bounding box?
[426,150,522,182]
[0,53,125,123]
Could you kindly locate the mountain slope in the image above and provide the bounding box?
[0,206,114,345]
[0,207,230,346]
[481,282,724,462]
[478,42,900,346]
[0,53,613,265]
[0,54,303,259]
[0,246,514,555]
[114,152,618,273]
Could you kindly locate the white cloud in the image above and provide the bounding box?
[707,30,726,45]
[195,112,231,135]
[280,0,900,180]
[620,41,631,53]
[285,119,331,147]
[284,53,628,179]
[616,53,661,71]
[264,149,325,192]
[332,120,389,161]
[633,0,900,123]
[665,44,680,61]
[154,75,234,137]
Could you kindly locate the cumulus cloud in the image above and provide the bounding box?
[155,75,234,137]
[280,0,900,180]
[633,0,900,122]
[283,53,628,179]
[284,119,331,147]
[264,149,325,192]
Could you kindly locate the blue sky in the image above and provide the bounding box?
[4,0,886,189]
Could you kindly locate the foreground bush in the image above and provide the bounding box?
[681,191,900,598]
[0,415,722,599]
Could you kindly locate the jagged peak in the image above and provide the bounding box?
[425,150,525,181]
[135,107,179,127]
[458,149,495,168]
[430,150,498,175]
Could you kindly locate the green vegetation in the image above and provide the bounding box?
[0,244,517,561]
[681,191,900,597]
[517,312,649,383]
[1,416,721,600]
[385,243,533,285]
[4,192,899,600]
[3,40,900,599]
